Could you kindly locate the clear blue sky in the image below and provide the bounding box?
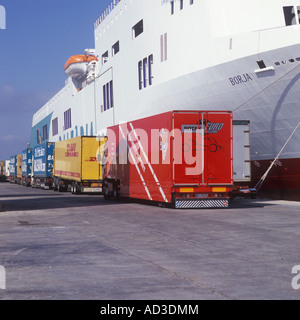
[0,0,112,160]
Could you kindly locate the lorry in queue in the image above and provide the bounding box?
[5,160,10,181]
[21,148,33,187]
[16,154,23,184]
[1,160,10,181]
[32,142,54,189]
[102,110,234,209]
[0,161,4,181]
[9,155,17,183]
[52,136,106,194]
[232,120,256,198]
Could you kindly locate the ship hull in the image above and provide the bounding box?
[251,158,300,200]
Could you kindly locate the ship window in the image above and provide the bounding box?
[37,129,41,145]
[112,41,120,56]
[190,0,194,4]
[80,126,84,136]
[64,108,72,131]
[42,125,48,141]
[143,58,148,88]
[52,118,58,136]
[132,19,143,38]
[148,55,153,86]
[138,55,154,90]
[257,60,266,69]
[102,51,108,64]
[283,6,297,26]
[160,33,168,62]
[180,0,183,10]
[106,83,110,110]
[171,1,174,15]
[138,61,143,90]
[110,81,114,109]
[103,85,107,111]
[103,81,114,111]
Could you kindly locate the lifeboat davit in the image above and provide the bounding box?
[64,55,98,79]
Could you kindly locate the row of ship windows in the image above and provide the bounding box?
[37,110,94,143]
[36,109,71,144]
[171,0,194,15]
[283,6,300,26]
[101,18,143,65]
[100,0,192,63]
[257,56,300,70]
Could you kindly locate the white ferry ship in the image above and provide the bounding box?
[30,0,300,199]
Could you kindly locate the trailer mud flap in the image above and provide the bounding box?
[175,199,229,209]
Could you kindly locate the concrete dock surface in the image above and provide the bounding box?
[0,182,299,300]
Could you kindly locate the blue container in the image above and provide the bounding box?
[33,142,54,178]
[22,148,33,178]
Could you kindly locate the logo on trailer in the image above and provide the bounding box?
[65,143,79,158]
[182,120,224,135]
[198,119,224,134]
[35,147,45,157]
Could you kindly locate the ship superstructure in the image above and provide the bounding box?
[30,0,300,198]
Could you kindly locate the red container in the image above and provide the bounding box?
[103,110,233,208]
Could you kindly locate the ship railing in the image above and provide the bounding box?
[94,0,120,29]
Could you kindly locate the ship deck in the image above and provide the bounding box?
[0,182,299,300]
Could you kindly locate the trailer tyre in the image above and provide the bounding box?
[71,182,80,195]
[58,184,63,193]
[71,182,75,194]
[103,180,110,200]
[113,180,120,199]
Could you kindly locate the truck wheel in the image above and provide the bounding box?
[75,183,81,195]
[71,182,75,194]
[113,181,120,199]
[71,182,80,195]
[103,180,110,200]
[58,184,63,193]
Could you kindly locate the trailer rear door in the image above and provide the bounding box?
[173,111,205,186]
[172,111,233,187]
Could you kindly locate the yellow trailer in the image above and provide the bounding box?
[16,154,23,184]
[53,136,106,193]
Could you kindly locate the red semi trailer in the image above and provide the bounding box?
[102,110,233,209]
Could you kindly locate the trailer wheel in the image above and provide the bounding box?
[75,183,81,194]
[113,180,120,199]
[71,182,80,195]
[58,183,63,193]
[71,182,75,194]
[103,180,110,200]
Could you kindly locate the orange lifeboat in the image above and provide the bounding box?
[64,55,98,79]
